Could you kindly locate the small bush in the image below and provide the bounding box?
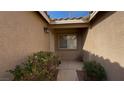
[83,61,107,81]
[8,51,60,81]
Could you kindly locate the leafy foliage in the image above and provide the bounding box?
[8,51,60,81]
[83,61,107,81]
[9,65,23,80]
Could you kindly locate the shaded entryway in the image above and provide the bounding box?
[53,28,88,61]
[50,27,88,80]
[57,61,82,81]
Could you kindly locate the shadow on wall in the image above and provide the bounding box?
[79,28,88,61]
[90,11,116,28]
[82,50,124,81]
[80,12,124,80]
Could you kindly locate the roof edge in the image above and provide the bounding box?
[89,11,99,21]
[38,11,51,23]
[50,20,88,25]
[38,11,99,24]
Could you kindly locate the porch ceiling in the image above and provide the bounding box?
[48,23,89,29]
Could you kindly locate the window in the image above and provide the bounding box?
[58,34,77,49]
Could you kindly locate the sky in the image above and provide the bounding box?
[47,11,89,19]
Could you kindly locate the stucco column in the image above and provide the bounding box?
[49,30,55,52]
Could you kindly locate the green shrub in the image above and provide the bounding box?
[83,61,107,81]
[8,51,60,81]
[9,65,23,80]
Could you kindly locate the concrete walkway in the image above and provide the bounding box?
[57,61,83,81]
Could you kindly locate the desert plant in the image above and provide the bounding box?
[9,65,24,80]
[83,61,107,81]
[8,51,60,81]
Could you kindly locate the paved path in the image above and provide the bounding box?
[57,61,83,81]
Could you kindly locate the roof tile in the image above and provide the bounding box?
[51,16,89,21]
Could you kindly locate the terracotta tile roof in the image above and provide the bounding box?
[51,16,89,21]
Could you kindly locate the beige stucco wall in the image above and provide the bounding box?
[83,12,124,80]
[49,31,55,52]
[54,28,87,61]
[0,12,50,80]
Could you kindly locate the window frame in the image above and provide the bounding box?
[57,33,78,50]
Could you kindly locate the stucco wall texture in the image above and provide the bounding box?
[83,12,124,80]
[0,12,50,80]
